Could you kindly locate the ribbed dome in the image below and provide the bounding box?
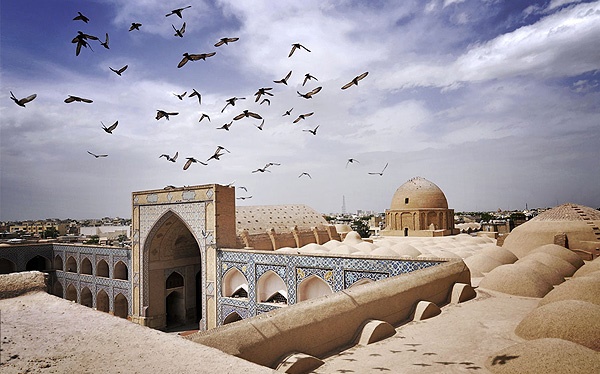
[390,177,448,210]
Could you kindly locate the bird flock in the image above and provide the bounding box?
[8,5,389,202]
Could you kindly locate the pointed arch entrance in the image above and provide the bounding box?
[144,211,202,329]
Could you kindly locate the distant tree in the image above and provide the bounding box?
[85,235,99,244]
[323,215,335,222]
[479,212,494,222]
[351,219,370,238]
[43,227,59,239]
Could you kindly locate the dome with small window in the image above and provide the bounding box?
[390,177,448,210]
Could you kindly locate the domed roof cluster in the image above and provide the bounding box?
[390,177,448,210]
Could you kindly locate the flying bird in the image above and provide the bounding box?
[283,108,293,116]
[292,112,314,123]
[9,91,36,107]
[174,91,187,100]
[87,151,107,158]
[159,152,178,162]
[166,6,191,18]
[274,70,292,85]
[64,95,93,103]
[303,125,319,135]
[100,33,110,49]
[297,86,322,99]
[221,97,245,112]
[298,172,312,179]
[109,65,128,76]
[233,110,262,121]
[207,146,230,162]
[71,31,97,55]
[177,52,216,68]
[189,89,201,104]
[155,110,178,120]
[303,73,318,86]
[254,119,265,130]
[254,87,273,102]
[288,43,310,57]
[236,196,253,200]
[260,98,270,106]
[368,162,388,176]
[172,22,186,37]
[491,354,519,366]
[183,157,207,170]
[346,158,360,167]
[238,186,248,192]
[341,72,369,89]
[101,121,118,134]
[217,121,233,131]
[252,162,280,173]
[129,23,142,31]
[73,12,89,23]
[214,37,239,47]
[198,113,210,122]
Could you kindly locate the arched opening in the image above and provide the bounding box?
[54,255,63,271]
[349,278,374,289]
[404,227,409,236]
[223,311,242,325]
[165,290,185,327]
[80,257,93,275]
[96,290,109,313]
[166,272,184,289]
[405,197,409,204]
[66,284,77,302]
[114,261,128,280]
[297,275,333,302]
[66,256,77,273]
[0,258,17,274]
[222,267,248,298]
[145,210,202,329]
[80,287,93,308]
[26,255,51,271]
[96,259,109,277]
[53,281,63,298]
[257,271,287,304]
[114,293,128,319]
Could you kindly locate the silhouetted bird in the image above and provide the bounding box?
[189,89,201,104]
[369,162,388,176]
[413,363,432,367]
[166,6,191,18]
[252,162,280,173]
[109,65,128,76]
[183,157,207,170]
[236,196,252,200]
[73,12,89,23]
[423,352,437,356]
[255,119,265,130]
[298,172,312,179]
[303,125,319,135]
[101,121,118,134]
[292,112,314,123]
[172,22,186,37]
[217,121,233,131]
[129,23,142,31]
[214,37,239,47]
[174,91,187,100]
[9,91,36,107]
[303,73,318,86]
[159,152,178,162]
[64,95,93,103]
[282,108,293,116]
[254,87,273,102]
[491,355,519,365]
[346,158,360,167]
[288,43,310,57]
[260,98,270,106]
[72,31,97,56]
[100,33,110,49]
[198,113,210,122]
[297,86,322,99]
[155,110,178,120]
[221,97,245,112]
[341,72,369,89]
[435,361,456,366]
[274,70,292,85]
[233,110,262,120]
[87,151,107,158]
[207,146,230,162]
[177,52,216,68]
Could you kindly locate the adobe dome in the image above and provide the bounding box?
[390,177,448,210]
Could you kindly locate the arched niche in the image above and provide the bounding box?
[222,267,248,298]
[81,257,93,275]
[81,287,93,307]
[223,311,242,325]
[53,281,63,298]
[54,255,63,271]
[0,258,17,274]
[114,261,128,280]
[66,283,78,302]
[97,289,109,313]
[165,290,185,327]
[114,293,128,319]
[166,272,184,289]
[96,259,109,277]
[257,271,287,304]
[297,275,333,302]
[66,256,77,273]
[26,255,50,271]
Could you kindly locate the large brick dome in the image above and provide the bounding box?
[390,177,448,210]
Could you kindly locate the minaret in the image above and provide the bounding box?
[342,195,347,214]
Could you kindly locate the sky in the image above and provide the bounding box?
[1,0,599,221]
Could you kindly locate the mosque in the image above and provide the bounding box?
[1,176,599,373]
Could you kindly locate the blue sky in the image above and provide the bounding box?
[1,0,599,220]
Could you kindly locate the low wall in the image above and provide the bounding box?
[0,271,48,299]
[188,260,470,368]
